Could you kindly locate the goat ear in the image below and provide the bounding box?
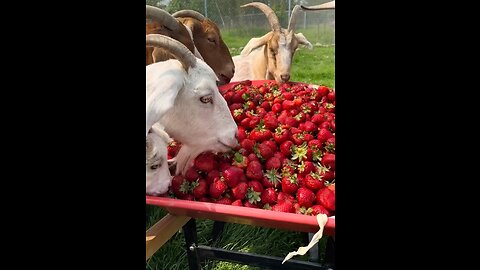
[240,32,273,56]
[295,33,313,50]
[151,123,173,144]
[146,77,182,130]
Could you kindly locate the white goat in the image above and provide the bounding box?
[231,3,313,83]
[146,124,172,196]
[146,34,238,177]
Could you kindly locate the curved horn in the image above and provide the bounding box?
[288,5,303,32]
[241,2,280,32]
[146,5,179,32]
[146,34,197,71]
[301,1,335,10]
[172,10,206,21]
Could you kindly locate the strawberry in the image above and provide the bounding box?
[325,137,335,153]
[254,141,274,161]
[167,140,181,159]
[310,113,324,125]
[330,120,335,132]
[229,103,243,111]
[263,140,278,153]
[240,139,255,154]
[320,170,335,182]
[316,86,330,98]
[326,91,335,103]
[247,153,260,163]
[248,116,261,129]
[271,103,282,113]
[185,167,200,182]
[192,179,208,199]
[296,187,316,208]
[209,178,227,198]
[243,100,255,111]
[280,140,294,157]
[317,128,334,144]
[222,91,234,104]
[206,170,220,185]
[271,200,293,213]
[231,182,249,200]
[222,166,245,188]
[281,174,299,194]
[293,97,303,107]
[311,204,331,216]
[263,114,278,131]
[198,197,211,203]
[302,121,317,132]
[291,133,305,145]
[260,188,278,205]
[231,199,244,206]
[249,120,272,142]
[246,160,263,180]
[274,126,290,144]
[316,187,335,211]
[319,121,331,130]
[181,194,195,201]
[297,161,315,176]
[284,116,298,128]
[215,197,233,205]
[324,103,335,113]
[321,153,335,170]
[232,151,249,169]
[171,175,190,197]
[282,100,295,110]
[303,172,325,192]
[291,143,308,162]
[246,187,262,205]
[240,117,252,129]
[283,92,294,100]
[237,126,247,142]
[265,156,281,170]
[244,201,260,208]
[263,169,281,188]
[248,180,264,193]
[232,108,245,122]
[194,152,218,173]
[327,182,335,191]
[260,100,271,111]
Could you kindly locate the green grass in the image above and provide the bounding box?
[146,27,334,270]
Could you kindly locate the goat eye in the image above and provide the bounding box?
[200,95,213,104]
[207,38,216,44]
[150,164,159,170]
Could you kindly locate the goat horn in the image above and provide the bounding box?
[301,1,335,10]
[172,10,206,21]
[146,34,197,71]
[146,5,179,32]
[287,5,303,32]
[241,2,280,32]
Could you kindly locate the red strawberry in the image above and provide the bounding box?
[249,120,272,142]
[284,116,298,128]
[319,121,331,130]
[273,151,286,162]
[273,126,290,144]
[263,140,278,153]
[192,179,208,199]
[254,142,274,161]
[240,139,255,154]
[316,86,330,98]
[316,187,335,211]
[229,103,243,111]
[206,170,220,185]
[330,120,335,132]
[167,140,181,159]
[311,204,331,216]
[247,153,260,162]
[231,199,244,206]
[302,121,317,132]
[263,169,281,188]
[265,156,281,170]
[232,108,245,122]
[222,166,245,188]
[243,100,255,111]
[246,160,263,180]
[171,175,190,197]
[198,197,211,203]
[209,178,227,198]
[296,187,316,208]
[271,103,282,113]
[325,137,335,153]
[194,152,218,173]
[231,182,249,200]
[291,133,305,145]
[283,92,294,100]
[280,140,294,157]
[271,200,293,213]
[321,153,335,170]
[244,201,260,208]
[263,114,278,131]
[327,91,335,103]
[319,169,335,182]
[317,128,334,144]
[281,174,299,194]
[260,101,271,111]
[293,97,303,107]
[232,151,249,169]
[248,180,264,193]
[310,114,324,125]
[185,167,200,182]
[237,127,247,142]
[215,197,233,205]
[282,100,295,110]
[303,172,325,192]
[260,188,278,205]
[240,117,252,129]
[181,194,194,201]
[248,116,261,129]
[297,161,315,176]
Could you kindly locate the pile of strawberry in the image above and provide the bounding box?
[166,80,335,217]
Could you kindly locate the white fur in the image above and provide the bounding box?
[231,30,313,83]
[146,55,238,176]
[146,125,172,196]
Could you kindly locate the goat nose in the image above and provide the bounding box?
[281,74,290,82]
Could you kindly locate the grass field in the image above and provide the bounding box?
[146,26,335,270]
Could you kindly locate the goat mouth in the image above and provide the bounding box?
[217,74,232,85]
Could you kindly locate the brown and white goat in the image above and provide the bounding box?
[172,10,235,85]
[231,3,313,83]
